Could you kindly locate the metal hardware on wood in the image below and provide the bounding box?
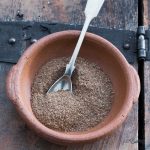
[137,26,146,60]
[138,35,146,59]
[22,25,32,30]
[40,24,51,33]
[0,22,137,64]
[16,10,24,18]
[2,22,150,63]
[123,43,130,50]
[137,26,145,35]
[30,39,37,44]
[8,38,16,45]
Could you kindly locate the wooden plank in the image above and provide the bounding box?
[0,0,138,30]
[0,0,138,149]
[144,62,150,149]
[0,0,24,21]
[144,0,150,149]
[144,0,150,27]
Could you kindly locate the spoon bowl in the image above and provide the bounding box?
[47,75,72,93]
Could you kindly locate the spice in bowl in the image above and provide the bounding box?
[31,57,114,132]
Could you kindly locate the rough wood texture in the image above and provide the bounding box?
[0,0,138,149]
[144,62,150,149]
[144,0,150,26]
[144,0,150,149]
[0,0,138,30]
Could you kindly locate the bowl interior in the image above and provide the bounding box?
[17,31,130,134]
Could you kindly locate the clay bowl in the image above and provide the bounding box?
[6,30,140,145]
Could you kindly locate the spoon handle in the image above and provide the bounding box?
[85,0,105,18]
[65,0,105,76]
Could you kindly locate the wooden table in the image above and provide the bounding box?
[0,0,149,149]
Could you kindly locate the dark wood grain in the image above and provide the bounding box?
[0,0,138,149]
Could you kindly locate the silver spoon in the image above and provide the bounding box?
[47,0,105,93]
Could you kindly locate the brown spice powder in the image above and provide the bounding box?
[31,57,114,132]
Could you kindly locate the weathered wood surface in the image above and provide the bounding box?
[144,0,150,149]
[0,0,138,149]
[144,0,150,27]
[144,63,150,150]
[0,0,138,31]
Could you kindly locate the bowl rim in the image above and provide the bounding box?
[8,30,134,144]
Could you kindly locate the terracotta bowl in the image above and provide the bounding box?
[6,31,140,145]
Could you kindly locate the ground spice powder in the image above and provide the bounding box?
[31,57,114,132]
